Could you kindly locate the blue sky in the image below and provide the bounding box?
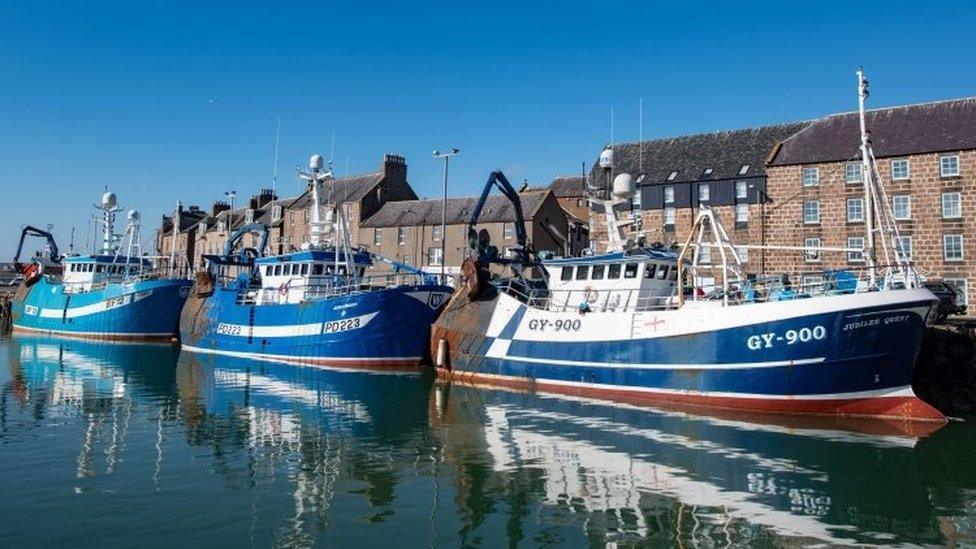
[2,0,975,258]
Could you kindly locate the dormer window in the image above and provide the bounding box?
[218,220,226,233]
[667,171,679,181]
[245,209,255,224]
[272,205,283,221]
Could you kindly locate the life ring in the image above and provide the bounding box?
[583,287,598,304]
[22,263,41,286]
[278,283,289,296]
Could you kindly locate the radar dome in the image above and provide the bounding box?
[101,191,117,209]
[612,173,634,199]
[598,148,613,169]
[127,209,140,221]
[310,154,324,171]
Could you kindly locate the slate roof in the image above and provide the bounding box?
[771,97,976,166]
[361,191,550,228]
[548,175,586,197]
[286,173,384,210]
[592,121,811,186]
[162,208,208,234]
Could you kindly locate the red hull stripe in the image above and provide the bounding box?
[438,369,946,423]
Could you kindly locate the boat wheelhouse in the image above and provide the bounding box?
[11,192,192,341]
[180,154,453,371]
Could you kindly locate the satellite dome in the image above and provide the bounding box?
[612,173,634,199]
[598,148,613,169]
[127,209,140,221]
[309,154,324,171]
[101,191,117,209]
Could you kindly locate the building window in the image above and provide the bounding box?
[891,159,910,181]
[735,203,749,223]
[735,180,748,200]
[290,211,296,226]
[667,171,678,181]
[735,246,749,262]
[944,278,968,306]
[892,195,911,221]
[739,164,750,175]
[702,168,713,178]
[245,209,255,224]
[845,162,863,184]
[804,237,821,262]
[803,200,820,224]
[698,183,710,203]
[941,154,960,177]
[942,192,962,219]
[802,167,819,187]
[697,244,711,264]
[397,227,406,245]
[631,191,641,208]
[893,236,913,261]
[846,198,864,223]
[503,222,514,239]
[374,228,383,246]
[272,205,283,221]
[427,247,443,266]
[218,221,226,233]
[847,236,864,262]
[664,185,675,204]
[944,234,964,261]
[432,224,443,241]
[663,207,676,226]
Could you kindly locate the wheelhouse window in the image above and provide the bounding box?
[283,264,291,276]
[644,263,656,279]
[623,263,638,279]
[608,264,621,279]
[591,265,605,280]
[274,265,282,275]
[572,265,589,280]
[656,265,669,280]
[560,266,573,281]
[300,264,309,275]
[312,264,323,275]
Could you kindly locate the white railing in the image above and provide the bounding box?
[235,272,448,306]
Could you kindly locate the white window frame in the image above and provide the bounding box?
[845,162,863,184]
[427,246,443,266]
[941,154,960,177]
[804,237,821,263]
[735,203,749,223]
[663,185,675,204]
[892,195,911,221]
[944,278,969,306]
[890,158,910,181]
[944,234,964,262]
[432,224,443,241]
[847,236,865,262]
[735,245,749,262]
[803,200,820,224]
[373,228,383,246]
[663,206,676,226]
[893,236,913,261]
[631,191,641,208]
[503,222,514,240]
[735,180,748,200]
[942,192,962,219]
[698,182,710,203]
[397,227,406,246]
[846,198,864,223]
[802,166,819,187]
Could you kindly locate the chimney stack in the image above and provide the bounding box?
[212,201,230,217]
[382,153,407,183]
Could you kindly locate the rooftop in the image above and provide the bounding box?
[361,190,550,228]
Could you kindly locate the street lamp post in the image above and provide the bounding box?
[433,148,459,282]
[225,191,237,232]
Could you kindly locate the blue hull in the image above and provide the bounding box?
[11,277,192,340]
[432,289,944,420]
[180,284,452,370]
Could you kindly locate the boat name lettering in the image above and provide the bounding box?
[527,318,582,332]
[747,325,826,350]
[105,295,129,309]
[216,323,243,335]
[323,317,361,334]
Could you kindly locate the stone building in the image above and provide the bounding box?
[359,189,571,275]
[764,98,976,306]
[156,204,209,275]
[588,122,810,279]
[547,175,590,255]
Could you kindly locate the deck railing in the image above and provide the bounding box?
[234,272,448,306]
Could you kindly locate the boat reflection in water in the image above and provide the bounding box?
[430,382,972,547]
[6,335,180,479]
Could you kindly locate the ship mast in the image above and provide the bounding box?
[857,69,877,287]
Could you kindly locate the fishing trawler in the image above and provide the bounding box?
[179,154,453,370]
[431,70,943,422]
[11,192,192,341]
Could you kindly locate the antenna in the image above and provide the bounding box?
[639,97,643,175]
[272,117,281,205]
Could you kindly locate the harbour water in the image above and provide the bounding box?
[2,336,975,547]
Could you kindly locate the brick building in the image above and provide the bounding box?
[359,189,571,275]
[588,122,810,278]
[765,98,976,306]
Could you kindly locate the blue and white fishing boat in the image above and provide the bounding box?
[11,192,192,341]
[431,71,944,422]
[179,154,453,371]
